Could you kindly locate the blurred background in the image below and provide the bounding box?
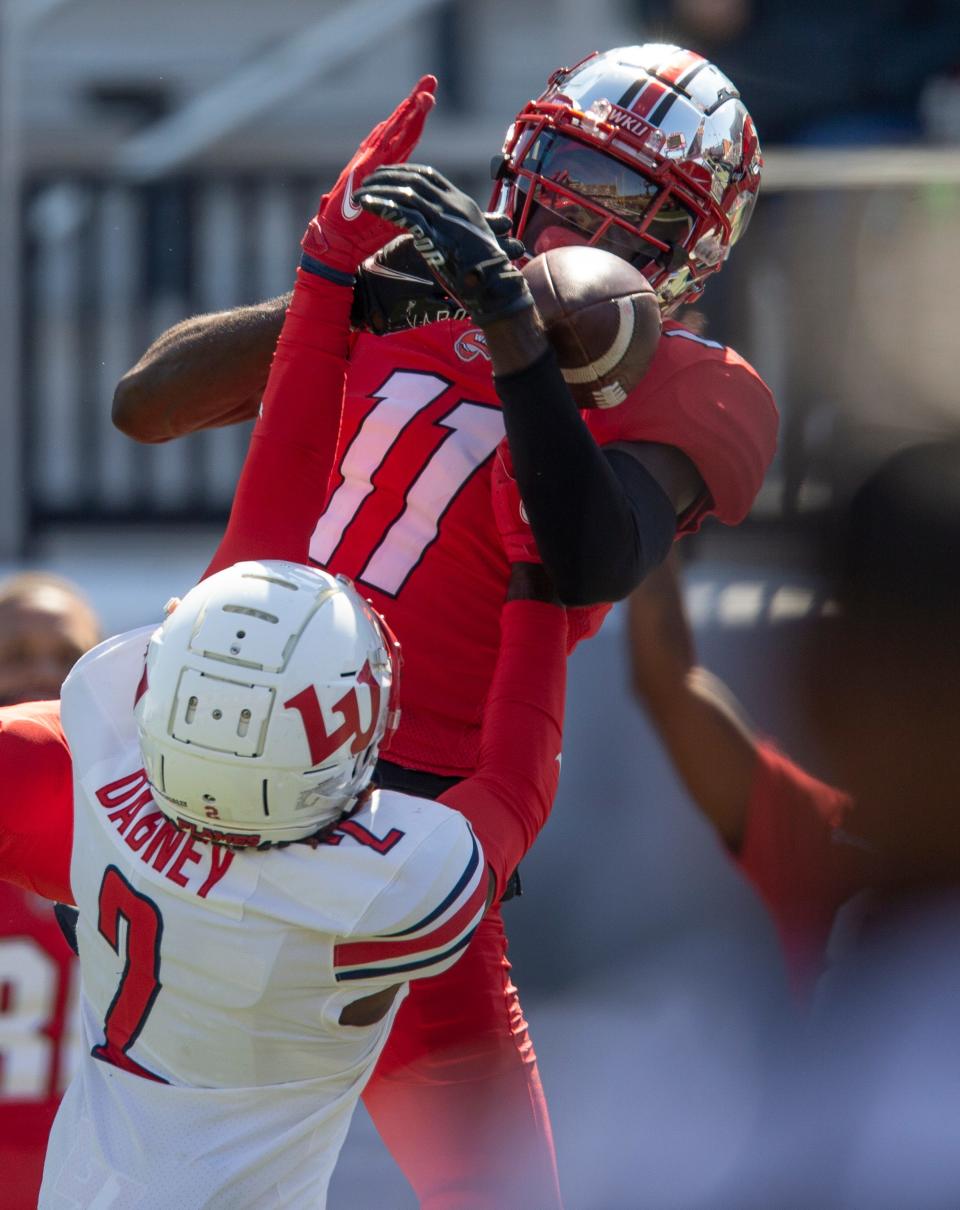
[3,0,960,1205]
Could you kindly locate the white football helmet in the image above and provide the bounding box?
[135,560,400,847]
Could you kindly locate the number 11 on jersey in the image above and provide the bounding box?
[310,370,504,596]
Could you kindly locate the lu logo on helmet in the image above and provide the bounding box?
[284,661,381,767]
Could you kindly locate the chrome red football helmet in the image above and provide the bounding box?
[491,45,762,309]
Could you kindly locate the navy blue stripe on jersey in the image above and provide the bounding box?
[380,831,481,938]
[334,927,479,981]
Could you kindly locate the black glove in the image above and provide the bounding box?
[357,164,534,327]
[352,218,525,334]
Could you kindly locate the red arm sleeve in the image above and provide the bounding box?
[439,601,567,902]
[737,740,870,994]
[203,271,352,578]
[0,701,74,904]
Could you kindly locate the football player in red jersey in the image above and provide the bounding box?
[0,573,101,1210]
[113,46,778,1208]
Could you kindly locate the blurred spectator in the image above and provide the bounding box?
[0,573,101,706]
[716,439,960,1207]
[637,0,960,144]
[0,572,100,1210]
[627,554,870,994]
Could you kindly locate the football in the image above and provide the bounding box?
[522,245,662,409]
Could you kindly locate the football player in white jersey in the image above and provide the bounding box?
[0,80,568,1209]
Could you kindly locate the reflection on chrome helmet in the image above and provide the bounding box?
[492,45,762,308]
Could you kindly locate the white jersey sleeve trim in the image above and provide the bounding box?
[332,825,486,984]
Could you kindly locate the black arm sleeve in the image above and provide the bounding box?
[495,347,677,606]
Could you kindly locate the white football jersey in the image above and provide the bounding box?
[40,627,487,1209]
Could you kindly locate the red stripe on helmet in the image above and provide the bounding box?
[630,79,668,119]
[656,48,705,86]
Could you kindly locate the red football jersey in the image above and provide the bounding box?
[0,885,77,1210]
[312,317,777,776]
[0,703,73,904]
[738,741,870,995]
[0,702,76,1208]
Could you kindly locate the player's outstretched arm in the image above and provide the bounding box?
[199,80,435,573]
[113,297,289,444]
[627,554,759,849]
[628,557,868,990]
[202,272,353,577]
[113,78,437,446]
[110,217,520,445]
[439,476,567,904]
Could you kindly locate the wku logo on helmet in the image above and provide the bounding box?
[603,103,656,139]
[284,660,381,766]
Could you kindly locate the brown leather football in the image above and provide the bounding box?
[522,245,662,408]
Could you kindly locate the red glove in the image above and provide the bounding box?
[302,75,437,279]
[491,439,542,565]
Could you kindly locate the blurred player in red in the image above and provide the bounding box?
[627,553,875,995]
[113,47,778,1208]
[0,573,100,1210]
[707,440,960,1209]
